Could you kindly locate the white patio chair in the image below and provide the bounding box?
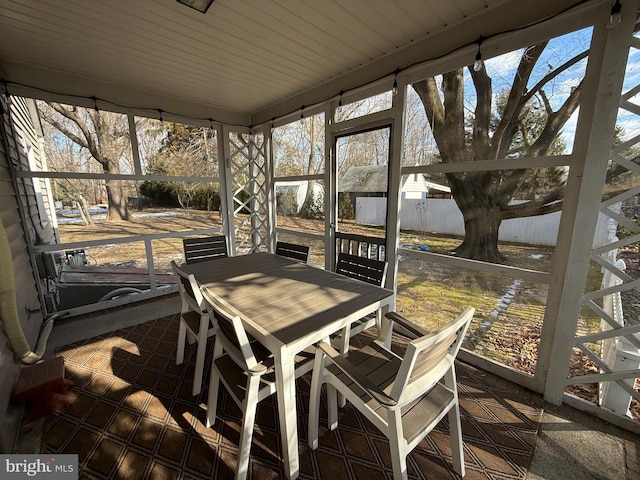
[308,306,475,480]
[200,287,314,480]
[170,260,217,396]
[275,241,311,263]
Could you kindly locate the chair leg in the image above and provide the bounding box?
[206,375,220,428]
[236,374,261,480]
[206,338,224,428]
[336,324,352,409]
[448,403,465,477]
[327,384,338,431]
[176,319,187,365]
[388,412,409,480]
[186,330,197,344]
[444,368,465,476]
[191,314,209,396]
[339,324,351,354]
[308,349,325,449]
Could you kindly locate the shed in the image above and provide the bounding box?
[338,165,451,208]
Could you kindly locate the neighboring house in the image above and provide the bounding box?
[403,175,452,200]
[338,165,450,210]
[275,180,324,213]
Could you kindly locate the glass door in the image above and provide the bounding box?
[331,125,391,267]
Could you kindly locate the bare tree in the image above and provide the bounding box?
[412,40,586,262]
[142,121,219,211]
[39,102,133,221]
[272,114,325,217]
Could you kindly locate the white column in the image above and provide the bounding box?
[541,0,639,404]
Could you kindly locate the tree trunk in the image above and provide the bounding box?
[300,180,319,218]
[454,206,504,263]
[448,171,504,263]
[104,179,131,221]
[78,195,94,225]
[76,198,90,226]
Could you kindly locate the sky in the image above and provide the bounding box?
[482,28,590,153]
[483,26,640,152]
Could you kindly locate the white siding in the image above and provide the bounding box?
[0,96,50,452]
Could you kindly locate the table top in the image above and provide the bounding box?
[181,252,394,348]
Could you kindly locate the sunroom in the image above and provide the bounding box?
[1,0,640,478]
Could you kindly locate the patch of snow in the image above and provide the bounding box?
[56,209,185,224]
[487,279,522,321]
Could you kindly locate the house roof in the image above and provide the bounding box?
[0,0,596,126]
[339,165,452,193]
[339,165,389,192]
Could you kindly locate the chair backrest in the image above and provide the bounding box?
[183,235,228,264]
[170,260,206,313]
[199,286,264,372]
[335,231,385,263]
[335,252,388,287]
[392,306,475,403]
[275,241,310,263]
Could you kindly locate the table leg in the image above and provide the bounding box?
[275,350,299,479]
[377,302,394,349]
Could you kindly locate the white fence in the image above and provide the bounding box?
[355,197,613,247]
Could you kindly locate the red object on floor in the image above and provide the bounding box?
[12,357,75,425]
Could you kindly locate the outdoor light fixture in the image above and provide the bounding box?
[608,0,622,28]
[177,0,214,14]
[473,36,485,72]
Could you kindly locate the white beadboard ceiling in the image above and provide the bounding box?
[0,0,595,126]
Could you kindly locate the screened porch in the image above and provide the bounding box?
[1,0,640,477]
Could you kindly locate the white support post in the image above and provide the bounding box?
[542,1,638,404]
[387,75,407,296]
[219,124,236,255]
[325,102,337,272]
[263,124,277,253]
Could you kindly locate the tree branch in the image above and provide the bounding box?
[524,49,589,104]
[492,42,548,159]
[40,107,89,150]
[500,190,564,220]
[469,65,492,160]
[529,80,582,156]
[46,102,107,166]
[413,75,468,163]
[412,77,445,135]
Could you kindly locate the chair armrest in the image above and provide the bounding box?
[316,341,397,407]
[385,311,431,339]
[248,363,268,376]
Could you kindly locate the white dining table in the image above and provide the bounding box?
[181,251,395,479]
